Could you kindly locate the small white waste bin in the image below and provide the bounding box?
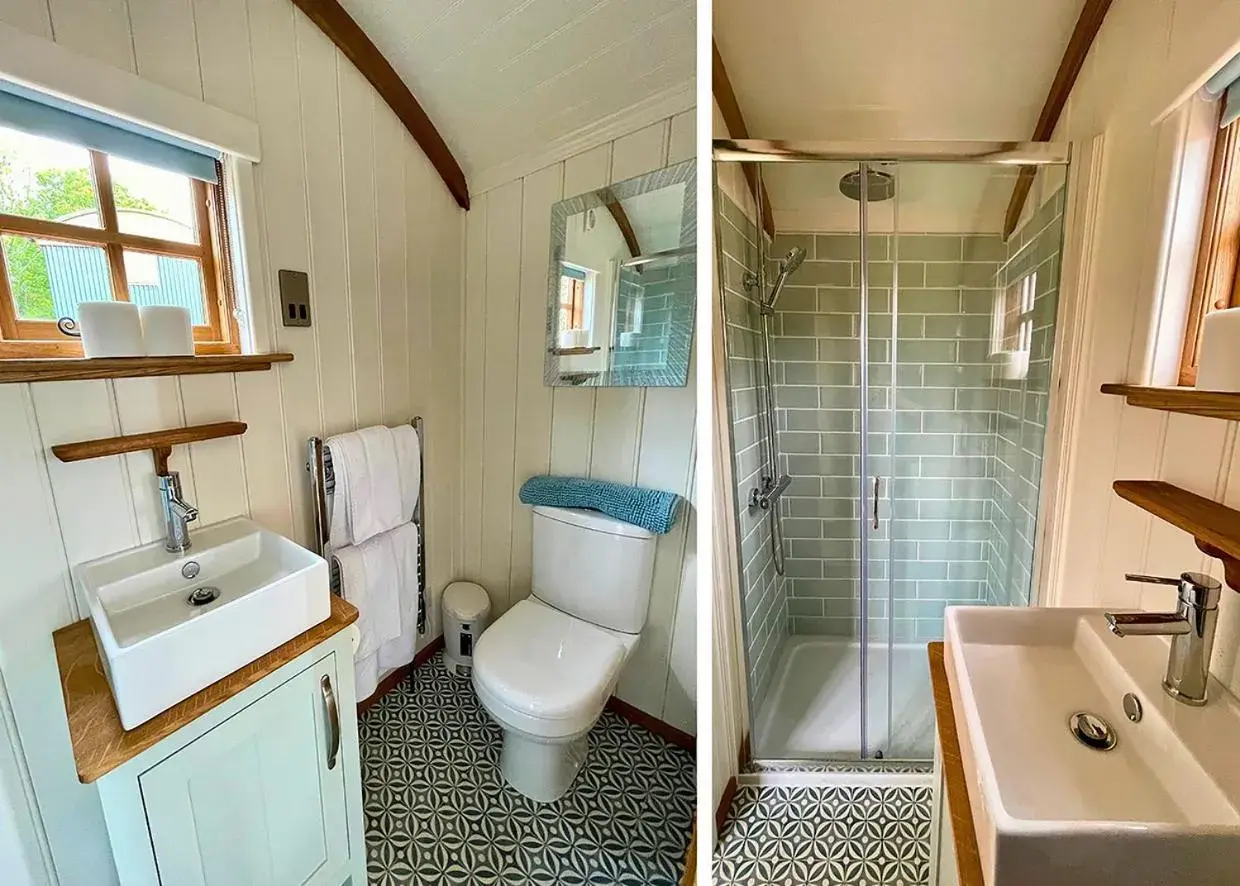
[443,581,491,677]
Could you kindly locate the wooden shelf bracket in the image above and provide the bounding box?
[1113,480,1240,591]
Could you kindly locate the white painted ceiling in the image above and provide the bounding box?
[624,184,688,252]
[714,0,1084,141]
[713,0,1085,229]
[338,0,695,188]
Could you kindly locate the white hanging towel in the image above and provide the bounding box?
[325,425,403,547]
[390,423,422,522]
[333,522,420,700]
[332,540,398,662]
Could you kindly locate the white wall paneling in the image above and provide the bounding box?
[461,110,697,734]
[507,164,562,607]
[709,99,753,850]
[0,2,466,882]
[0,19,260,160]
[1043,0,1240,699]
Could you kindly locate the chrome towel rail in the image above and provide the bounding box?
[306,416,426,636]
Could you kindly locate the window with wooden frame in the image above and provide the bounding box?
[0,121,238,359]
[558,264,591,332]
[1180,117,1240,386]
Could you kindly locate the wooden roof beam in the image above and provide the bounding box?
[713,41,775,240]
[1003,0,1111,238]
[289,0,470,211]
[603,190,641,258]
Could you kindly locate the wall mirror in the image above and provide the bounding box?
[544,158,695,387]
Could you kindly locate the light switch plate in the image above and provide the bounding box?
[279,270,311,327]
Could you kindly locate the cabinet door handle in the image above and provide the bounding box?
[321,674,340,771]
[873,476,881,530]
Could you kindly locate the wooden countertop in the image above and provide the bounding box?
[54,595,358,784]
[929,641,985,886]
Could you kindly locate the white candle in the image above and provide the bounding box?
[139,305,194,357]
[77,302,144,358]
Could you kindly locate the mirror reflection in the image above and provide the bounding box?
[545,158,695,387]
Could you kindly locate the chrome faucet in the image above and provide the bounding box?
[1105,571,1222,706]
[158,471,199,554]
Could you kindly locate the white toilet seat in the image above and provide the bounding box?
[472,598,632,739]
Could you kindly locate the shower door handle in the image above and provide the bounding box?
[873,477,881,530]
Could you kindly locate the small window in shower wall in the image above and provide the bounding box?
[991,271,1036,379]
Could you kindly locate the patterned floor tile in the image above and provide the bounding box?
[713,784,933,886]
[360,652,695,885]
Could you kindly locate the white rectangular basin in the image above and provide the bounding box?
[76,517,329,730]
[945,606,1240,886]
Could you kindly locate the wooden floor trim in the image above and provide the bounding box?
[714,732,750,836]
[715,775,738,834]
[356,634,444,715]
[606,696,696,752]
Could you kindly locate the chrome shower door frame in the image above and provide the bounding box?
[715,139,1073,766]
[857,161,873,757]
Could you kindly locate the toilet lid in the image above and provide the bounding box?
[473,599,626,722]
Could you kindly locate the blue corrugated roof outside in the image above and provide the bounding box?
[43,244,206,324]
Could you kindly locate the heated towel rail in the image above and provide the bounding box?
[305,416,426,636]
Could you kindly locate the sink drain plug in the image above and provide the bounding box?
[186,586,221,607]
[1069,711,1117,751]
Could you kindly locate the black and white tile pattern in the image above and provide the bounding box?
[359,652,694,885]
[714,784,933,886]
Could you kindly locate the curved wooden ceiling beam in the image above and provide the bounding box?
[1003,0,1111,238]
[713,40,774,240]
[603,189,641,258]
[289,0,470,210]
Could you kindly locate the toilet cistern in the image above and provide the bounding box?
[1104,571,1222,706]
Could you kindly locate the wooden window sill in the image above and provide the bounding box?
[0,353,293,384]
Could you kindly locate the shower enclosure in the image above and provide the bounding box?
[714,141,1070,763]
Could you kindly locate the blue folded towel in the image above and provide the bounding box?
[518,475,682,535]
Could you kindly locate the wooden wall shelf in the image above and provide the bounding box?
[1101,384,1240,420]
[1113,480,1240,590]
[0,353,293,385]
[52,422,247,474]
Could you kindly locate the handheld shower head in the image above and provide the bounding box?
[780,246,806,276]
[762,246,807,313]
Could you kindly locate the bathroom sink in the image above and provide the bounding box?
[944,606,1240,886]
[76,517,329,730]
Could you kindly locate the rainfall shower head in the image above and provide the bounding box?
[762,247,807,313]
[840,169,896,202]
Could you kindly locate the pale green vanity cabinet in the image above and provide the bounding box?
[82,623,366,886]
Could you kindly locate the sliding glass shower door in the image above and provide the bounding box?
[715,144,1070,764]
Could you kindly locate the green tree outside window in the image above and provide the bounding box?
[0,155,157,320]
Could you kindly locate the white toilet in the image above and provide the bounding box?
[471,504,656,802]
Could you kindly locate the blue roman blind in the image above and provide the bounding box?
[0,80,221,182]
[1204,52,1240,129]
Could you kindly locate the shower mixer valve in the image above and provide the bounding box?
[750,474,792,511]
